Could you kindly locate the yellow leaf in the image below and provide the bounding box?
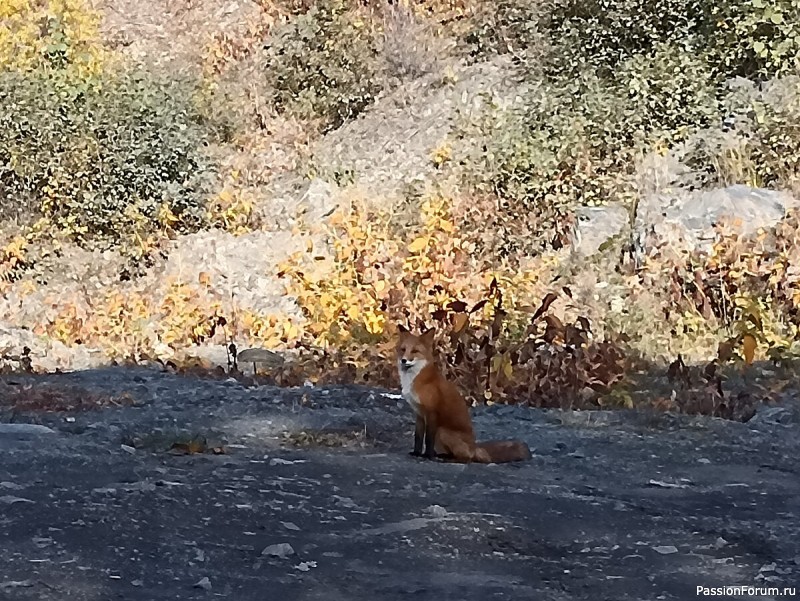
[363,310,385,334]
[408,237,428,253]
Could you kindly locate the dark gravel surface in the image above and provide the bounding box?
[1,367,799,601]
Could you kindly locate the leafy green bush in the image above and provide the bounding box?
[542,0,707,78]
[542,0,800,81]
[703,0,800,80]
[463,0,547,61]
[460,0,798,255]
[750,79,800,189]
[617,43,719,139]
[264,0,382,131]
[685,77,800,190]
[0,69,212,247]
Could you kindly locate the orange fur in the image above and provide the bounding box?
[396,325,532,464]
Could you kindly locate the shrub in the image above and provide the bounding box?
[463,0,547,60]
[463,73,644,254]
[617,43,719,138]
[542,0,707,78]
[541,0,800,81]
[276,194,627,406]
[462,0,798,254]
[380,0,444,81]
[0,0,107,77]
[264,0,382,130]
[704,0,800,80]
[0,69,213,248]
[684,77,800,191]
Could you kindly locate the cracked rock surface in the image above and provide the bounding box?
[1,367,799,600]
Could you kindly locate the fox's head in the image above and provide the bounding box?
[396,325,435,376]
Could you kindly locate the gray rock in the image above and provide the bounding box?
[261,543,295,559]
[0,495,35,505]
[0,424,56,437]
[570,204,630,257]
[236,348,285,368]
[295,178,338,223]
[749,405,797,427]
[162,230,306,319]
[635,184,798,257]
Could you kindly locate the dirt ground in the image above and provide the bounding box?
[1,367,799,601]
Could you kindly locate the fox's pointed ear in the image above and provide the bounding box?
[420,326,435,343]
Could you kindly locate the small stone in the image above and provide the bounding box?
[194,577,212,591]
[714,537,727,549]
[269,458,305,466]
[281,522,300,531]
[426,505,448,518]
[652,545,679,555]
[0,424,56,436]
[0,495,34,505]
[262,543,295,559]
[0,580,34,589]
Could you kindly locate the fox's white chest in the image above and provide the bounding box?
[398,360,427,415]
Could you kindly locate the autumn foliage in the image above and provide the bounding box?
[1,0,799,421]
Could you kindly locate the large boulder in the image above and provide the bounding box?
[634,184,798,258]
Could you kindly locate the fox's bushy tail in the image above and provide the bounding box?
[474,440,532,463]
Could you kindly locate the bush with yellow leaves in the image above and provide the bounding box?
[277,194,628,406]
[662,213,800,363]
[0,0,223,253]
[0,0,108,77]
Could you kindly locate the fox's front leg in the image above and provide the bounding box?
[410,414,425,457]
[423,414,438,460]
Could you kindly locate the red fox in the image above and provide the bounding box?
[396,325,532,464]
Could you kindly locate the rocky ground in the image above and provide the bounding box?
[1,366,799,601]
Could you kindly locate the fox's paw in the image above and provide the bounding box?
[409,450,424,458]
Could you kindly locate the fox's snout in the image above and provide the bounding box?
[399,357,414,369]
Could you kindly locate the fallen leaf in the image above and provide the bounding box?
[407,237,428,253]
[742,334,756,365]
[452,313,469,334]
[531,293,558,323]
